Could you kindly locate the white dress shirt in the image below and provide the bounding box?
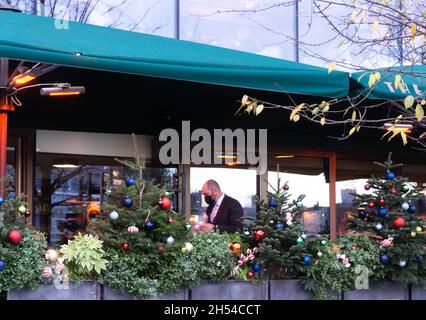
[210,193,225,224]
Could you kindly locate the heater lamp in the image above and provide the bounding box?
[40,86,86,97]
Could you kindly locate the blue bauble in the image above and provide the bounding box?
[414,256,422,264]
[296,202,303,209]
[379,207,388,217]
[401,202,410,211]
[126,177,136,187]
[252,262,262,273]
[380,255,389,264]
[275,223,284,230]
[123,196,133,208]
[268,197,277,208]
[303,256,311,266]
[0,259,5,272]
[385,171,395,180]
[358,210,367,218]
[408,204,416,214]
[145,221,155,230]
[0,197,4,205]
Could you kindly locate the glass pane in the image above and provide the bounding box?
[190,167,257,220]
[268,155,330,235]
[335,157,426,235]
[35,153,178,247]
[11,0,176,37]
[181,0,295,59]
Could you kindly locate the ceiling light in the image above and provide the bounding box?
[12,73,37,86]
[52,158,79,168]
[383,123,413,133]
[275,155,295,159]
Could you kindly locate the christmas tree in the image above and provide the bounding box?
[88,135,190,256]
[347,153,426,286]
[243,179,311,279]
[0,176,47,291]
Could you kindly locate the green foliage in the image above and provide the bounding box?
[347,153,426,286]
[303,234,384,300]
[99,249,158,299]
[243,179,308,279]
[0,229,47,291]
[188,232,236,283]
[59,233,108,280]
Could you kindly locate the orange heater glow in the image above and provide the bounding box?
[12,74,36,86]
[48,91,82,96]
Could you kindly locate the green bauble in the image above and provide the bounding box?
[184,224,192,232]
[320,240,327,246]
[296,237,303,244]
[401,184,410,193]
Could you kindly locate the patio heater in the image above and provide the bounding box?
[0,5,85,195]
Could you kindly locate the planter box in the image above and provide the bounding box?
[269,280,340,300]
[343,282,409,300]
[190,281,268,300]
[411,286,426,300]
[102,286,188,300]
[7,281,101,300]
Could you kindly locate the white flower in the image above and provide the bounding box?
[336,254,341,259]
[345,263,351,268]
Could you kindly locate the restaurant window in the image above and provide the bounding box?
[34,153,178,247]
[190,167,257,221]
[268,154,330,235]
[336,155,426,235]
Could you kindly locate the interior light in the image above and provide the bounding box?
[275,155,295,159]
[52,158,79,168]
[383,123,413,133]
[217,155,237,159]
[225,161,241,166]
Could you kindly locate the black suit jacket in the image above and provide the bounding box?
[206,194,243,233]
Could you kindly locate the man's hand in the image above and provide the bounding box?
[200,222,215,232]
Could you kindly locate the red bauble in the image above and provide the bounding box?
[25,210,32,217]
[159,196,172,210]
[157,245,165,254]
[167,217,174,224]
[393,217,405,229]
[390,188,397,194]
[283,184,289,191]
[247,271,254,279]
[8,230,22,245]
[378,199,385,205]
[368,202,375,208]
[122,243,129,250]
[364,184,371,190]
[254,230,265,241]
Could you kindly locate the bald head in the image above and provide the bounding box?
[202,179,222,202]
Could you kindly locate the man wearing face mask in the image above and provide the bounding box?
[199,179,243,233]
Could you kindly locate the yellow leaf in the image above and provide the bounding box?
[368,74,376,87]
[320,118,326,126]
[351,10,358,20]
[388,130,399,142]
[395,75,401,89]
[411,23,417,37]
[404,95,415,109]
[421,99,426,106]
[357,125,361,132]
[293,114,300,122]
[401,131,408,145]
[255,104,264,116]
[371,20,379,33]
[351,110,357,120]
[290,103,305,121]
[374,72,381,81]
[416,104,424,121]
[348,126,357,137]
[328,61,337,74]
[241,95,249,105]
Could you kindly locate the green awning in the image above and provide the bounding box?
[0,11,349,98]
[352,65,426,100]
